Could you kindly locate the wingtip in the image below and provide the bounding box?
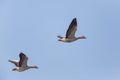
[19,52,26,57]
[8,60,11,62]
[72,18,77,25]
[20,52,24,55]
[73,17,77,21]
[57,35,63,38]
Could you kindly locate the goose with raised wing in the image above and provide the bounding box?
[9,52,38,72]
[57,18,86,42]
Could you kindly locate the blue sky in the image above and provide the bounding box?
[0,0,120,80]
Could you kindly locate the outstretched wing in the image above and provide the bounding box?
[8,60,19,67]
[19,52,28,67]
[66,18,77,38]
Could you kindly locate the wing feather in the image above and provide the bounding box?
[8,60,19,67]
[19,52,28,67]
[66,18,77,38]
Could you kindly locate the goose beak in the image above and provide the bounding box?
[35,66,39,69]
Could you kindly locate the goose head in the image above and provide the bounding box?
[77,36,86,39]
[28,66,39,69]
[34,66,38,68]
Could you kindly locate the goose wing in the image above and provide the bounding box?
[8,60,19,67]
[66,18,77,38]
[19,52,28,67]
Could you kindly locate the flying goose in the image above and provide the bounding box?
[57,18,86,42]
[9,52,38,72]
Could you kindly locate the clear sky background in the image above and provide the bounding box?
[0,0,120,80]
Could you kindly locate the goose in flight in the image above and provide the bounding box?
[9,52,38,72]
[57,18,86,42]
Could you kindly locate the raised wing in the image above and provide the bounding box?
[19,52,28,67]
[66,18,77,38]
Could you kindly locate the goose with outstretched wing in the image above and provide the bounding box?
[9,52,38,72]
[57,18,86,42]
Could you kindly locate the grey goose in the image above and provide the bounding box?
[57,18,86,42]
[9,52,38,72]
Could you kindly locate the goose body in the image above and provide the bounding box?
[9,52,38,72]
[57,18,86,42]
